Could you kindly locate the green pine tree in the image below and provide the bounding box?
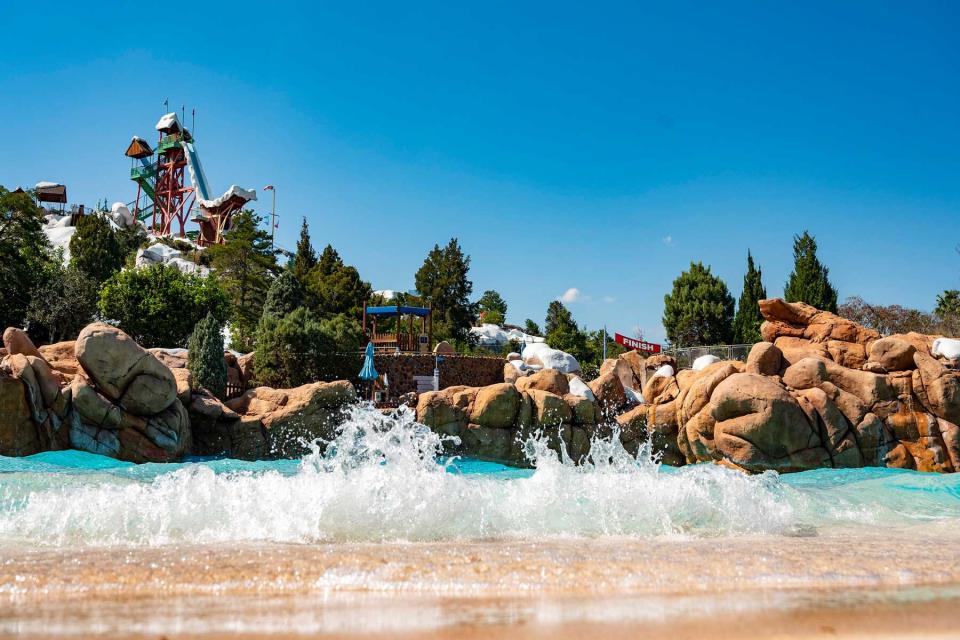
[69,213,124,285]
[292,218,317,284]
[306,244,372,318]
[414,238,476,342]
[784,231,838,313]
[732,251,767,344]
[662,262,735,347]
[262,270,305,320]
[206,210,278,351]
[543,300,590,363]
[187,312,227,399]
[477,289,507,325]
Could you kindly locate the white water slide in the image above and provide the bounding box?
[156,113,257,213]
[182,139,257,212]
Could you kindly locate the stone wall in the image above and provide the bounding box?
[371,354,504,395]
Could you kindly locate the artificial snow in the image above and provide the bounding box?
[136,242,210,277]
[652,364,675,379]
[624,386,645,405]
[933,338,960,360]
[692,354,721,371]
[35,181,62,189]
[42,225,76,263]
[522,342,581,374]
[155,112,181,131]
[110,202,134,227]
[568,376,596,401]
[197,184,257,210]
[470,323,546,347]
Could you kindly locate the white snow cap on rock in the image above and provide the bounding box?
[110,202,135,227]
[692,354,721,371]
[652,364,675,379]
[136,242,210,276]
[568,376,595,401]
[522,342,581,374]
[470,323,545,347]
[155,112,181,131]
[624,386,645,405]
[932,338,960,360]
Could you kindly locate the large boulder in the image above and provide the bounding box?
[526,389,573,426]
[709,373,831,473]
[2,327,42,359]
[0,371,41,456]
[515,369,570,396]
[225,380,356,457]
[587,371,626,411]
[470,383,520,429]
[759,298,881,346]
[746,342,782,376]
[76,323,177,415]
[867,337,917,372]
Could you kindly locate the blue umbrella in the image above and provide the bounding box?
[359,342,378,381]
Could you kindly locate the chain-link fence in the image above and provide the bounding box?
[664,344,754,370]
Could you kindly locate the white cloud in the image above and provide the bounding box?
[662,235,674,247]
[602,296,616,303]
[559,287,581,303]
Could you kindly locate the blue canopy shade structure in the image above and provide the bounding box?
[364,305,432,317]
[359,342,378,381]
[362,301,433,353]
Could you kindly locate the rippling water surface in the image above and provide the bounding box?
[2,404,960,547]
[3,404,960,636]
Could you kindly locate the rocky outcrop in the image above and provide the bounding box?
[640,299,960,473]
[0,323,358,464]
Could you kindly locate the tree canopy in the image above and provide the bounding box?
[69,213,124,285]
[292,217,317,284]
[477,289,507,325]
[524,319,542,337]
[26,263,99,342]
[262,270,305,320]
[936,290,960,318]
[662,262,735,347]
[187,312,227,399]
[254,306,363,387]
[0,186,53,331]
[414,238,476,342]
[99,264,229,348]
[784,231,838,313]
[732,251,767,344]
[306,244,371,318]
[205,210,278,351]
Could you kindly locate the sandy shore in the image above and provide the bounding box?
[2,533,960,638]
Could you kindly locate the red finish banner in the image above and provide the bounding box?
[613,333,662,354]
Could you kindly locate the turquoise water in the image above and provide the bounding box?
[2,405,959,547]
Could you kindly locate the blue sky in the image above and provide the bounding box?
[2,1,957,342]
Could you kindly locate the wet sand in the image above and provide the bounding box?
[3,532,960,638]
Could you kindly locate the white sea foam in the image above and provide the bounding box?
[1,404,959,548]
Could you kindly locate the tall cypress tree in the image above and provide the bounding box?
[187,312,227,399]
[784,231,838,313]
[292,218,317,284]
[732,251,767,344]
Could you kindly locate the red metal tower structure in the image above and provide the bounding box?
[152,113,195,237]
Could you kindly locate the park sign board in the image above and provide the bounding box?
[613,333,662,354]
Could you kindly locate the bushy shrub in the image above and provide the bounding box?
[99,264,229,348]
[253,308,363,387]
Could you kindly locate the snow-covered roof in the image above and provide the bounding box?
[35,181,62,189]
[155,112,181,132]
[197,184,257,209]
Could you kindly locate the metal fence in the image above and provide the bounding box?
[664,344,754,370]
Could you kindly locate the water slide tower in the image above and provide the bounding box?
[125,111,256,244]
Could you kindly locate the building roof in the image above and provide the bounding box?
[125,136,153,159]
[365,305,431,317]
